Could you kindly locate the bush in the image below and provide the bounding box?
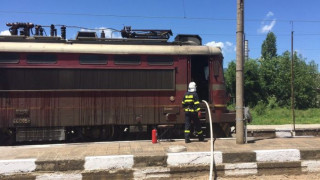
[254,101,267,116]
[227,103,235,111]
[267,96,278,109]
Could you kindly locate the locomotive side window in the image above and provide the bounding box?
[114,55,140,65]
[79,54,107,64]
[147,56,173,65]
[0,52,19,63]
[27,54,57,64]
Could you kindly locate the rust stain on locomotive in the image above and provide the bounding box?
[0,91,181,128]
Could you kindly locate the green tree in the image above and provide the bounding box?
[271,51,291,107]
[224,59,262,107]
[259,56,279,101]
[224,61,236,103]
[259,51,320,109]
[261,32,277,60]
[293,55,319,109]
[225,31,320,109]
[244,59,263,107]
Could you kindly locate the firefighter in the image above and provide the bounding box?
[182,82,204,143]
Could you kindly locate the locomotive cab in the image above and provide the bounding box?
[190,54,234,137]
[190,55,209,102]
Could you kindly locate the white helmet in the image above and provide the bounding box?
[188,82,197,92]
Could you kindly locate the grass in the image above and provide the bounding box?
[250,108,320,125]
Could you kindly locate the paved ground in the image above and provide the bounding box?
[247,124,320,130]
[1,124,319,161]
[1,125,320,179]
[185,172,320,180]
[0,136,320,161]
[219,173,320,180]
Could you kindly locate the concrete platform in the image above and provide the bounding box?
[1,125,320,179]
[247,124,320,138]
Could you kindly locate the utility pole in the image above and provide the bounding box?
[291,23,296,135]
[236,0,245,144]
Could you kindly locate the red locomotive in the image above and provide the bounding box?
[0,23,235,144]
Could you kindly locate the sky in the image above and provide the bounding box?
[1,0,320,70]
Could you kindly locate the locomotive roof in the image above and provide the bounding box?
[1,23,222,56]
[0,40,222,56]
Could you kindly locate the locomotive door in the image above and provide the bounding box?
[190,56,209,102]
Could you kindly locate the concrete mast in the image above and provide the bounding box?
[236,0,245,144]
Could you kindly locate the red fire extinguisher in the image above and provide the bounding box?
[152,128,157,144]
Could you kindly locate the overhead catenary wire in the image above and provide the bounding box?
[2,10,320,60]
[0,10,236,21]
[182,0,187,18]
[2,10,320,23]
[8,23,318,52]
[3,10,320,38]
[38,24,121,32]
[4,22,319,51]
[175,33,320,37]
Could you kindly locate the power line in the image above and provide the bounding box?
[249,48,320,51]
[0,10,235,21]
[182,0,187,18]
[2,22,318,39]
[2,10,320,40]
[2,10,320,23]
[295,33,320,36]
[197,33,320,37]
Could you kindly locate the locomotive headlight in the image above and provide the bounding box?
[170,96,175,102]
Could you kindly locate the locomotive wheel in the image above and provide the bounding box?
[85,127,101,140]
[0,128,15,145]
[219,123,232,137]
[66,127,85,142]
[111,125,123,140]
[101,126,114,140]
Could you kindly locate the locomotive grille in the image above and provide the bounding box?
[16,127,65,142]
[0,68,175,91]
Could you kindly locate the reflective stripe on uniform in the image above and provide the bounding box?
[197,130,203,135]
[185,130,190,133]
[185,95,193,99]
[182,93,199,112]
[184,109,195,112]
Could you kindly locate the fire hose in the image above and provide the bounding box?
[202,100,214,180]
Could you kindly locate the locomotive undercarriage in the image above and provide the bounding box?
[0,121,232,145]
[0,124,180,145]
